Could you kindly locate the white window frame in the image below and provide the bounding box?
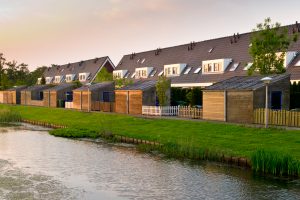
[45,77,53,84]
[164,64,186,77]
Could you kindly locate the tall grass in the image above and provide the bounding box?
[251,149,300,177]
[0,108,21,123]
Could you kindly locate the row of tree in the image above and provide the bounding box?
[0,53,47,89]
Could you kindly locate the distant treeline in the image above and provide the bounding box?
[0,53,47,89]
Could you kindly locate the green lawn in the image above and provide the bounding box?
[3,104,300,161]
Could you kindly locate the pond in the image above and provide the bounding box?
[0,124,299,199]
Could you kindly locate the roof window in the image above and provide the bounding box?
[184,67,192,74]
[194,67,202,74]
[158,70,164,76]
[208,48,214,53]
[229,63,239,71]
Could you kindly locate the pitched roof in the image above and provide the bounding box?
[74,82,114,92]
[205,74,290,91]
[115,23,300,84]
[43,83,75,91]
[43,57,110,83]
[118,80,157,91]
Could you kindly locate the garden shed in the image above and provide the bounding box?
[72,82,115,111]
[43,83,77,108]
[202,74,290,123]
[115,80,161,115]
[2,86,27,105]
[21,85,53,106]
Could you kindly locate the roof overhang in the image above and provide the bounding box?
[171,82,213,88]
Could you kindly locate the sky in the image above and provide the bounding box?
[1,0,300,71]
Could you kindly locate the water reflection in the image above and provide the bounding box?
[0,125,299,200]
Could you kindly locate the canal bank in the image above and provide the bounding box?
[0,125,299,199]
[1,104,300,177]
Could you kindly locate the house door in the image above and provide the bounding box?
[271,91,282,109]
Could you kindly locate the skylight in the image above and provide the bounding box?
[243,63,253,70]
[131,72,136,78]
[184,67,192,75]
[124,72,130,78]
[229,63,239,71]
[158,70,164,76]
[141,58,146,64]
[194,67,202,74]
[295,60,300,66]
[208,48,214,53]
[150,70,157,77]
[137,59,140,63]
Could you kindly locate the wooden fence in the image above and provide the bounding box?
[178,106,203,119]
[254,108,300,127]
[92,101,115,112]
[142,106,179,116]
[65,102,73,109]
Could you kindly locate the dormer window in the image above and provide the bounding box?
[66,74,76,82]
[79,73,90,82]
[164,63,187,77]
[54,76,63,84]
[46,77,53,84]
[135,67,153,79]
[113,70,128,79]
[276,51,297,67]
[202,59,232,74]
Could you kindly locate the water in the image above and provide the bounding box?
[0,124,299,200]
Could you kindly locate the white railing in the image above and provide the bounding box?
[65,102,73,109]
[142,106,179,116]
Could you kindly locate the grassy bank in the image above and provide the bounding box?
[3,105,300,177]
[0,107,21,123]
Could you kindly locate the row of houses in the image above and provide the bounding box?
[0,23,299,124]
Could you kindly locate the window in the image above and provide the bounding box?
[54,76,61,83]
[214,63,220,71]
[37,78,42,85]
[244,63,253,70]
[124,72,130,78]
[184,67,192,74]
[150,70,157,77]
[141,58,146,64]
[158,70,164,76]
[131,72,136,78]
[208,48,214,53]
[79,74,86,81]
[65,92,73,102]
[103,92,111,102]
[194,67,201,74]
[39,91,44,100]
[295,60,300,66]
[229,63,239,71]
[66,74,75,82]
[137,59,140,63]
[46,77,53,84]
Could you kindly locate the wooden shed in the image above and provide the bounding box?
[43,83,77,108]
[21,85,54,106]
[72,82,115,111]
[2,86,27,105]
[203,74,290,123]
[115,80,163,115]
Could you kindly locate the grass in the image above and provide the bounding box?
[0,107,21,123]
[3,105,300,177]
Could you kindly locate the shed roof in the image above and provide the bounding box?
[74,82,114,92]
[43,83,75,91]
[118,80,157,91]
[23,85,53,91]
[205,74,290,91]
[6,86,27,91]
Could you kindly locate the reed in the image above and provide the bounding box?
[251,149,300,177]
[49,128,100,138]
[0,108,21,123]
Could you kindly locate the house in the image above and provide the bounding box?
[202,74,290,123]
[115,80,167,115]
[21,85,54,106]
[72,82,115,112]
[113,23,300,89]
[43,83,77,108]
[2,86,27,105]
[39,56,115,85]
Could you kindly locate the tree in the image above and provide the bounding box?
[156,76,171,106]
[248,18,298,75]
[40,76,46,85]
[94,67,113,82]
